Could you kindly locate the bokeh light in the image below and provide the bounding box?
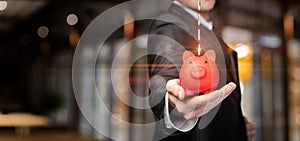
[37,26,49,38]
[0,1,7,11]
[66,13,78,26]
[234,43,251,59]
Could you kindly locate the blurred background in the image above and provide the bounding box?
[0,0,300,141]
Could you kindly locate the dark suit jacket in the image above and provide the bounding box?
[147,3,248,141]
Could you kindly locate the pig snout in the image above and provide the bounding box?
[191,66,206,78]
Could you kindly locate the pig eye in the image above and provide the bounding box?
[189,61,192,64]
[205,61,208,64]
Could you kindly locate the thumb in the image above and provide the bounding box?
[166,79,185,100]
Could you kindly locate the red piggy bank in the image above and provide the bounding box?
[179,50,219,96]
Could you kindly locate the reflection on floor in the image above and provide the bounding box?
[0,130,101,141]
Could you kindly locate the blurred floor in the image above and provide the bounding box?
[0,130,101,141]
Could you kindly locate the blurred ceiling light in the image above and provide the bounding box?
[37,26,49,38]
[0,1,7,11]
[66,14,78,26]
[259,35,282,48]
[234,43,251,59]
[222,26,253,44]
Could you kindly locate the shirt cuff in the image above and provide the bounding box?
[164,92,198,132]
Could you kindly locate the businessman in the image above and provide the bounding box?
[147,0,255,140]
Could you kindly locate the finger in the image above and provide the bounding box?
[246,123,255,141]
[217,82,237,98]
[209,82,236,102]
[244,116,249,123]
[250,130,256,136]
[247,123,255,130]
[247,130,255,141]
[246,121,254,127]
[248,130,255,136]
[193,82,236,114]
[166,79,185,100]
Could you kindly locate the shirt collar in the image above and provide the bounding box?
[173,1,213,30]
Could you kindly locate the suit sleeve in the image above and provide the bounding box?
[147,21,198,133]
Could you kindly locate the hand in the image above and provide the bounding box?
[244,116,255,141]
[166,79,236,120]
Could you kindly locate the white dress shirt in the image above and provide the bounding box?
[173,0,213,30]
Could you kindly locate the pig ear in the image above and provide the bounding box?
[205,50,216,62]
[182,51,195,62]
